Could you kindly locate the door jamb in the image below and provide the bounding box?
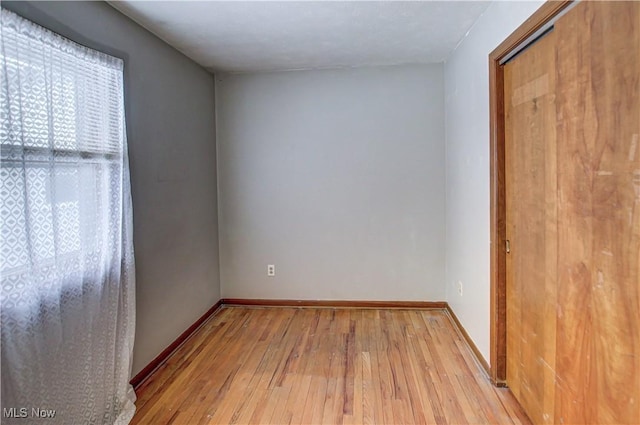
[488,0,573,386]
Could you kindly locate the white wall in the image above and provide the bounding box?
[444,1,544,361]
[217,64,445,301]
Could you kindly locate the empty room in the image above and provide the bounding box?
[1,1,638,424]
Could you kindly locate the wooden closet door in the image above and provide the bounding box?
[553,2,639,423]
[504,29,558,425]
[504,2,640,424]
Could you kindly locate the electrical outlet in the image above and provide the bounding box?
[267,264,275,277]
[457,281,463,296]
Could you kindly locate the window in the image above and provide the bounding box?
[1,10,128,306]
[1,9,136,423]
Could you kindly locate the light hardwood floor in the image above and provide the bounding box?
[131,307,531,424]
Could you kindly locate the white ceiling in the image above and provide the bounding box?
[110,1,490,73]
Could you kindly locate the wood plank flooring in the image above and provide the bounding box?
[131,307,531,424]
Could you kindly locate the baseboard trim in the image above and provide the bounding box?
[130,299,224,390]
[221,298,447,309]
[444,304,492,378]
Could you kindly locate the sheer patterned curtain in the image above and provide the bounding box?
[1,9,136,424]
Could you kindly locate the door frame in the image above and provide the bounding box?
[488,0,573,385]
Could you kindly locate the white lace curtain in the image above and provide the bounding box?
[1,9,136,424]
